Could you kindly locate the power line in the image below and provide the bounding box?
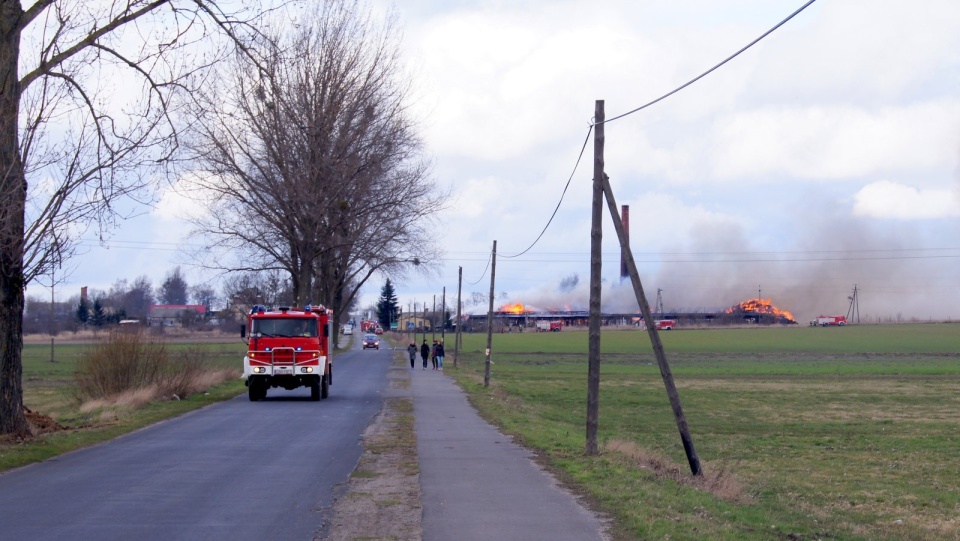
[501,125,593,259]
[466,250,492,286]
[601,0,818,125]
[497,0,817,261]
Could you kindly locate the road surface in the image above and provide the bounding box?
[0,338,393,541]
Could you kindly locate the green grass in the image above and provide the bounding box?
[446,324,960,540]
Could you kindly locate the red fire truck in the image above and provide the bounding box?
[638,319,676,330]
[241,304,334,401]
[812,315,847,327]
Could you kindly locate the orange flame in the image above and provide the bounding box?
[724,298,796,323]
[497,302,529,315]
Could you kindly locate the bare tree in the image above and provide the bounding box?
[0,0,273,435]
[158,266,189,305]
[124,276,155,319]
[190,284,218,311]
[183,0,443,329]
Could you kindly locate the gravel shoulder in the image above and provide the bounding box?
[321,356,422,540]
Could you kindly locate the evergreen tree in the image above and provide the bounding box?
[91,297,106,328]
[376,280,399,329]
[76,297,91,326]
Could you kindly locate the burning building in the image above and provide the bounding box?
[457,297,797,332]
[722,298,796,325]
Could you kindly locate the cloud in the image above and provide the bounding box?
[853,180,960,219]
[710,101,960,182]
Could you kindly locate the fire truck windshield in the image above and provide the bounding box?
[252,318,317,338]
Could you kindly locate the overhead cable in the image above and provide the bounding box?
[601,0,818,125]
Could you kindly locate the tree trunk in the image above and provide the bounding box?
[0,0,30,436]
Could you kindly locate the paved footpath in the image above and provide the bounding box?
[410,367,607,541]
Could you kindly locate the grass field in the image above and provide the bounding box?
[446,323,960,540]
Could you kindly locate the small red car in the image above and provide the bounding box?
[362,334,380,349]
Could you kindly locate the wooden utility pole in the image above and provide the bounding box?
[484,240,497,388]
[432,295,436,342]
[586,100,604,456]
[455,266,462,367]
[601,174,703,476]
[441,287,446,343]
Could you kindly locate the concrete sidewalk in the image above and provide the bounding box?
[410,368,607,541]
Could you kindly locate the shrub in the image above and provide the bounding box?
[74,330,221,402]
[75,328,167,399]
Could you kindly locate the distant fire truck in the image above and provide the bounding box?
[241,304,334,401]
[810,315,847,327]
[536,320,563,332]
[638,319,676,331]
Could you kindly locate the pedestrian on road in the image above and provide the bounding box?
[431,340,439,370]
[420,340,430,370]
[436,340,445,370]
[407,343,417,369]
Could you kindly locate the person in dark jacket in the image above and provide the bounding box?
[436,340,445,370]
[420,340,430,370]
[407,343,417,369]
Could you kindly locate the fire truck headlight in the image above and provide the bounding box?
[301,367,313,373]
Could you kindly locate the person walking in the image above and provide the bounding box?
[431,340,439,370]
[436,340,445,370]
[407,343,417,369]
[420,340,430,370]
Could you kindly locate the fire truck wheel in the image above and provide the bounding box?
[321,375,329,399]
[249,382,265,401]
[310,380,321,401]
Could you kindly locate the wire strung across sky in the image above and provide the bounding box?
[601,0,818,125]
[492,0,818,268]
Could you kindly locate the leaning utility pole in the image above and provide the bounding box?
[484,240,497,388]
[601,174,703,476]
[586,100,604,456]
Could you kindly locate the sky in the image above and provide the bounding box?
[31,0,960,325]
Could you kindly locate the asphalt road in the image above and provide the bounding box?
[0,337,393,541]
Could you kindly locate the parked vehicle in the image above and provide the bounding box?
[638,319,676,330]
[811,315,847,327]
[536,321,563,332]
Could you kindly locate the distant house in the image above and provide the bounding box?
[148,304,207,327]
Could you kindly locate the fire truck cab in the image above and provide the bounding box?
[241,304,333,401]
